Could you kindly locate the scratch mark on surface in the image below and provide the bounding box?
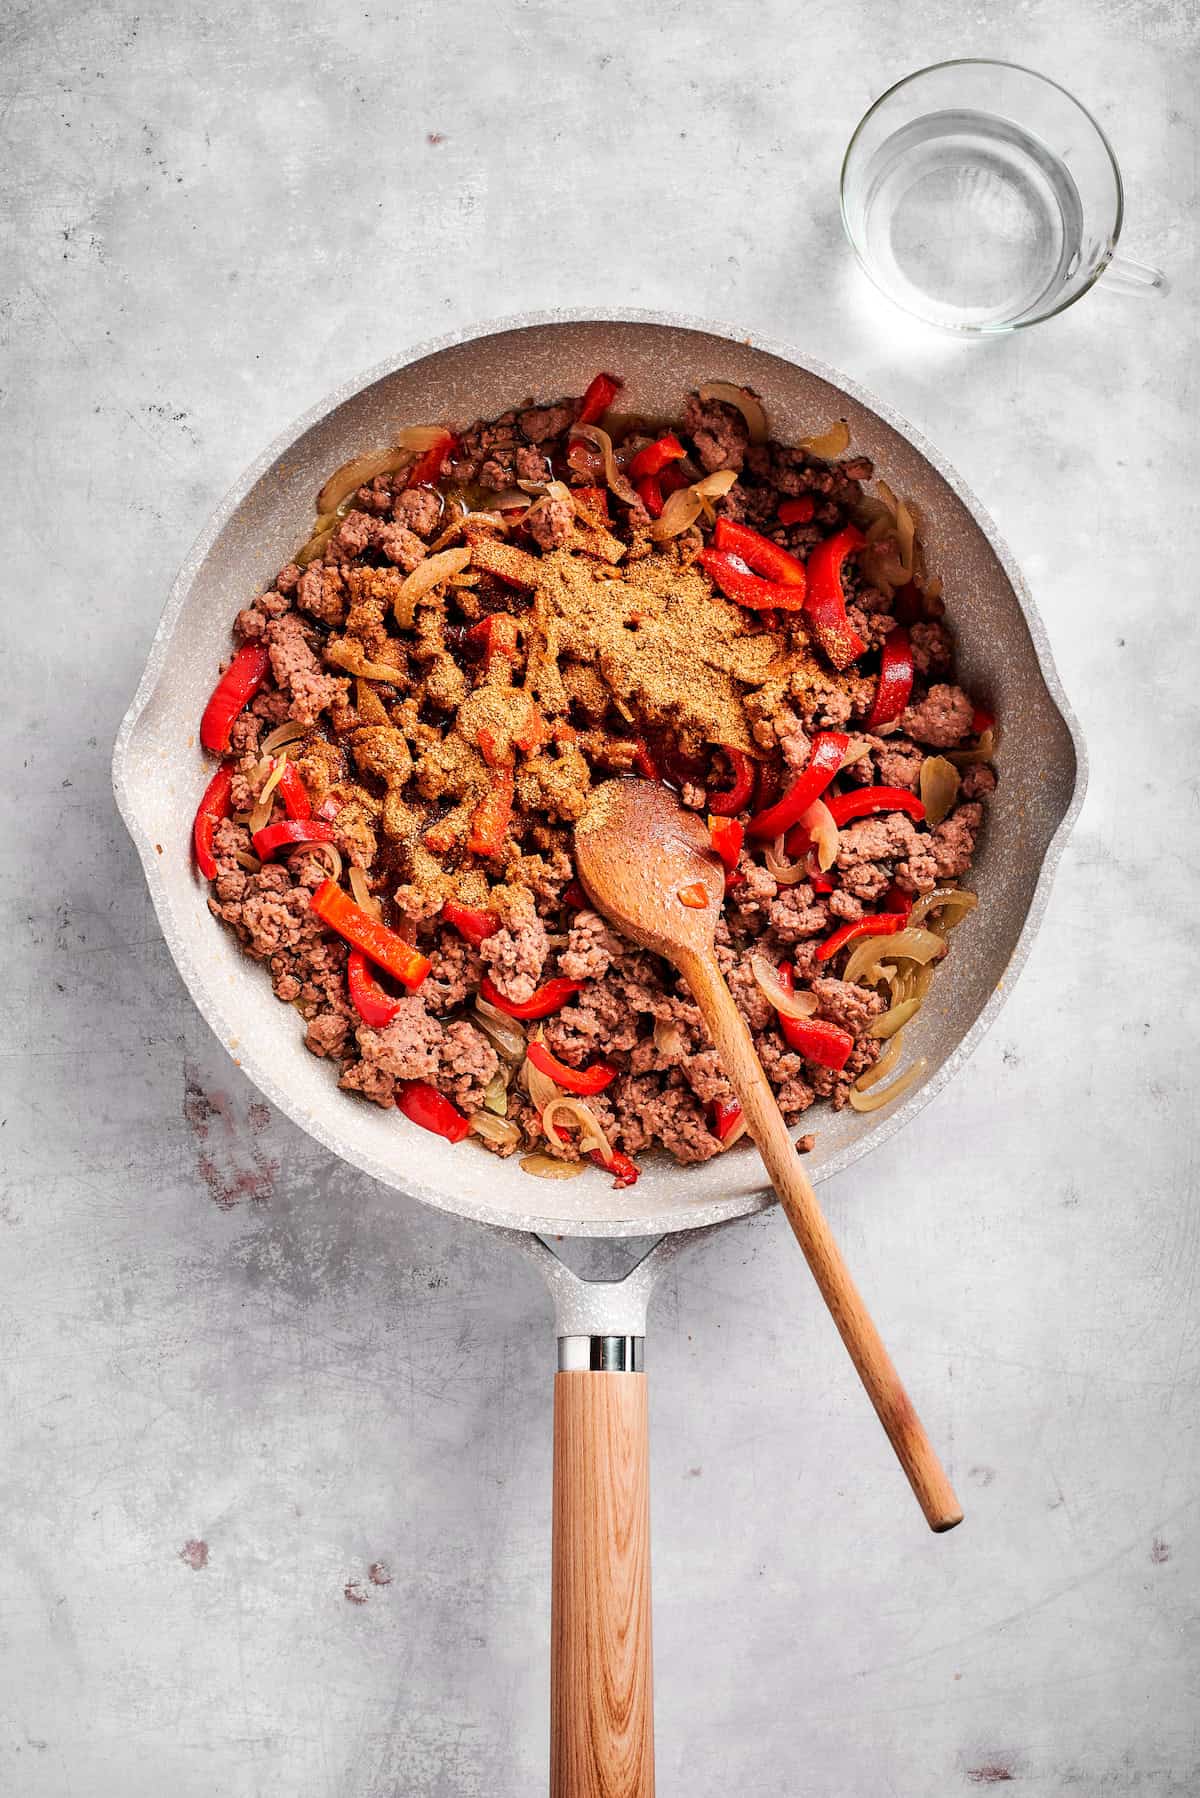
[1150,1536,1170,1563]
[967,1761,1016,1785]
[179,1539,208,1570]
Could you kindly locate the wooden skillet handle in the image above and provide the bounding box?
[679,946,963,1534]
[551,1368,654,1798]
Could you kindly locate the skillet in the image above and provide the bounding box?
[113,311,1086,1795]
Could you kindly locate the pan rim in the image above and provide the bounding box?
[112,307,1088,1237]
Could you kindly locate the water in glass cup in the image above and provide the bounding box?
[858,109,1084,329]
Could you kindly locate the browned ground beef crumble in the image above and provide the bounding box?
[201,380,994,1177]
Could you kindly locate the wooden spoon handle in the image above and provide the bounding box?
[551,1371,655,1797]
[679,948,962,1533]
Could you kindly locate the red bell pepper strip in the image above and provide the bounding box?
[397,1081,471,1142]
[277,760,311,821]
[711,1097,744,1143]
[590,1145,640,1189]
[699,549,807,612]
[712,517,806,590]
[782,1015,855,1070]
[526,1041,617,1096]
[441,899,500,947]
[777,495,815,526]
[882,882,913,918]
[310,878,432,990]
[466,612,520,666]
[724,867,746,894]
[816,911,909,963]
[774,963,854,1068]
[635,474,664,518]
[576,373,622,426]
[825,785,926,827]
[200,643,270,754]
[193,762,234,881]
[708,815,744,871]
[347,949,401,1028]
[478,974,583,1019]
[746,731,848,839]
[807,860,836,895]
[678,882,709,909]
[627,432,686,482]
[803,526,868,670]
[659,464,690,497]
[706,746,756,815]
[406,430,456,489]
[562,880,589,910]
[865,625,915,731]
[632,738,662,782]
[252,818,337,860]
[573,485,610,523]
[971,703,995,735]
[467,770,514,857]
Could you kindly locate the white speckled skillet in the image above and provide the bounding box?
[113,312,1086,1792]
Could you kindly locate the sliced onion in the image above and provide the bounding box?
[919,756,960,828]
[909,886,978,929]
[571,424,639,506]
[839,737,873,771]
[650,468,738,540]
[868,997,921,1039]
[260,720,309,758]
[849,1056,928,1112]
[751,954,818,1021]
[473,997,527,1064]
[233,849,262,873]
[296,521,337,568]
[799,419,850,459]
[469,1110,521,1148]
[325,640,405,683]
[481,1068,510,1117]
[800,798,839,871]
[855,1031,906,1092]
[895,498,917,579]
[948,727,996,768]
[653,1017,686,1060]
[307,842,343,882]
[395,425,454,452]
[393,547,472,628]
[697,381,769,444]
[843,926,945,986]
[524,1057,563,1115]
[764,835,806,885]
[543,1097,611,1160]
[520,1152,585,1180]
[348,864,382,919]
[247,755,288,833]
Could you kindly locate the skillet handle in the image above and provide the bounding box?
[551,1355,654,1798]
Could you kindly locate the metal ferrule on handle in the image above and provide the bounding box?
[558,1335,645,1372]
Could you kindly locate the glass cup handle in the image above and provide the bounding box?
[1100,253,1168,296]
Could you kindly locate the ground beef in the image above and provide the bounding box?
[393,487,442,537]
[768,885,832,943]
[298,564,347,626]
[613,1077,722,1163]
[520,403,574,442]
[930,802,984,880]
[526,488,574,552]
[960,764,996,800]
[438,1021,499,1113]
[479,892,549,1002]
[376,523,428,572]
[910,621,953,676]
[900,683,974,748]
[559,910,620,982]
[682,392,748,473]
[874,738,925,791]
[265,613,344,728]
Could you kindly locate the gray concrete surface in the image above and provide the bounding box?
[1,2,1197,1792]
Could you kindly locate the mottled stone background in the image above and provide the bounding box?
[1,2,1197,1793]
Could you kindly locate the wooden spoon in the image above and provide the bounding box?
[575,778,962,1533]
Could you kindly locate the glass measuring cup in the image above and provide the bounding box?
[840,60,1166,333]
